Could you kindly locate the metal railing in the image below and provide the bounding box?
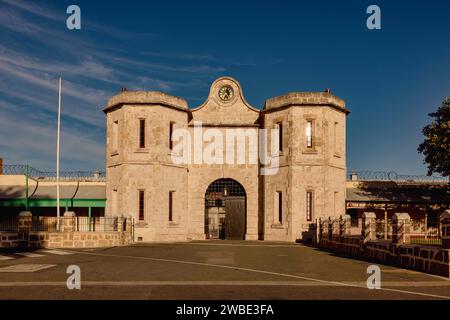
[74,217,119,232]
[31,216,60,232]
[352,218,443,246]
[1,164,106,182]
[375,219,393,240]
[410,219,442,246]
[0,217,19,232]
[347,170,448,183]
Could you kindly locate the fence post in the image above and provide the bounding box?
[18,211,32,247]
[361,212,376,243]
[440,210,450,249]
[328,217,333,242]
[117,216,124,232]
[332,218,340,239]
[126,217,133,243]
[62,211,75,233]
[342,214,352,236]
[392,212,411,245]
[317,218,323,243]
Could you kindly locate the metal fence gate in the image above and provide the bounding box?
[205,178,246,240]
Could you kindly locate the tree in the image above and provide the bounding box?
[418,98,450,181]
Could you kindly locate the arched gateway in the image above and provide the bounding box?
[205,178,246,240]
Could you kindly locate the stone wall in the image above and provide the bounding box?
[0,212,133,248]
[316,210,450,277]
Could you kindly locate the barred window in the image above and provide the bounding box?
[306,191,313,222]
[306,120,313,148]
[277,191,283,223]
[169,191,174,222]
[169,122,175,150]
[138,190,145,221]
[277,122,283,152]
[139,119,145,148]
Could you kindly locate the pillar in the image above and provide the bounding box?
[18,211,32,247]
[62,211,76,233]
[340,214,352,237]
[440,210,450,249]
[361,212,376,243]
[392,212,411,244]
[317,218,323,243]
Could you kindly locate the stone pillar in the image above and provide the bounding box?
[322,219,330,242]
[392,212,411,244]
[117,216,124,232]
[361,212,376,243]
[62,211,76,233]
[125,217,133,243]
[328,217,333,241]
[18,211,32,247]
[317,218,323,243]
[440,210,450,249]
[332,218,340,237]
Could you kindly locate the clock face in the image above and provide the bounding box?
[218,85,234,101]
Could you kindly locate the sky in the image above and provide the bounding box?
[0,0,449,174]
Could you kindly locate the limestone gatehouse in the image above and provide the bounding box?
[103,77,350,242]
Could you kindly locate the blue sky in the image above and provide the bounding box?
[0,0,449,174]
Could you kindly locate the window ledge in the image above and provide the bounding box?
[110,151,119,156]
[271,223,284,229]
[135,149,149,153]
[303,148,318,154]
[135,221,148,228]
[334,153,341,158]
[168,222,179,227]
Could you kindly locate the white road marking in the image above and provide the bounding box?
[63,250,450,300]
[176,242,306,248]
[0,255,14,261]
[15,252,44,258]
[39,250,73,255]
[0,264,56,273]
[0,280,449,287]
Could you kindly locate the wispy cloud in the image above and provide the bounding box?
[0,0,267,170]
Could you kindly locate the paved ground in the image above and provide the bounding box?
[0,241,450,300]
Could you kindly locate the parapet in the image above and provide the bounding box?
[103,91,189,113]
[263,92,350,114]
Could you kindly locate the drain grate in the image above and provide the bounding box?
[0,264,56,273]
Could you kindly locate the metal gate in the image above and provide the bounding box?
[224,197,246,240]
[205,178,246,240]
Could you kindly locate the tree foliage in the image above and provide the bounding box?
[418,98,450,179]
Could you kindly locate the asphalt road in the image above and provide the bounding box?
[0,241,450,300]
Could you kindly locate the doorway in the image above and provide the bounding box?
[205,178,246,240]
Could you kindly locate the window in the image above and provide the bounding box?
[169,191,174,221]
[112,189,118,215]
[112,120,119,151]
[139,119,145,148]
[138,190,145,221]
[306,191,313,222]
[306,120,313,148]
[334,191,339,216]
[334,122,339,154]
[277,122,283,152]
[277,191,283,223]
[169,122,175,150]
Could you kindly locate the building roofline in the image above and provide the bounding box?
[103,91,190,114]
[263,92,351,115]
